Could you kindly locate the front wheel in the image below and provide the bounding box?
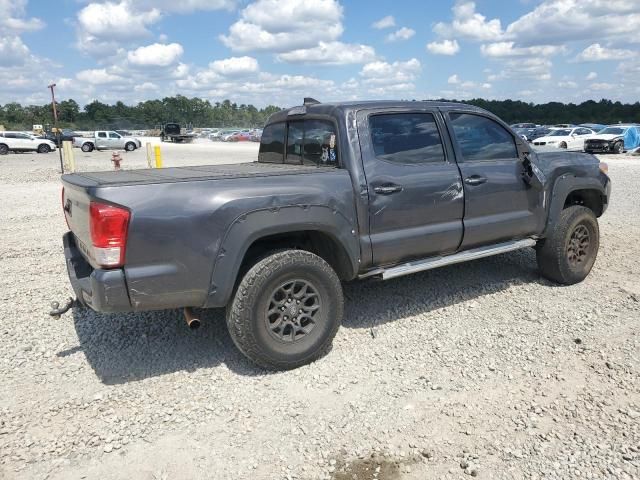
[614,141,624,154]
[559,141,567,149]
[125,142,136,152]
[226,250,344,370]
[0,144,8,155]
[37,144,51,153]
[536,205,599,285]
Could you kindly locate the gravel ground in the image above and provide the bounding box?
[0,144,638,480]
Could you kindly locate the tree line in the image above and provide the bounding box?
[0,96,281,131]
[0,95,638,131]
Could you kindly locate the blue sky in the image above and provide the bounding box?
[2,0,639,107]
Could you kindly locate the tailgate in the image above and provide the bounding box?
[61,181,100,267]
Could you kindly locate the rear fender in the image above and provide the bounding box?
[204,204,359,308]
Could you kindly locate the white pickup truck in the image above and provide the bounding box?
[73,131,142,153]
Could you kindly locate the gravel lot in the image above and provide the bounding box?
[0,143,638,480]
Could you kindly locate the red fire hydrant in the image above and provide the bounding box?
[111,151,123,170]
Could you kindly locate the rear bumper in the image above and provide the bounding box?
[63,232,132,313]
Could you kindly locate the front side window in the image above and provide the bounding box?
[368,113,445,164]
[258,122,285,163]
[449,113,517,161]
[108,132,121,139]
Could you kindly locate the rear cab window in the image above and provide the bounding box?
[259,119,338,167]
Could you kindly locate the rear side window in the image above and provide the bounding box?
[301,120,337,166]
[368,113,445,164]
[258,122,286,163]
[449,113,517,161]
[97,132,107,138]
[286,121,304,164]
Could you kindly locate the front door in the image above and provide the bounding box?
[444,111,541,250]
[108,132,123,148]
[357,110,464,267]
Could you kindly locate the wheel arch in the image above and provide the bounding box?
[204,205,360,308]
[543,175,608,237]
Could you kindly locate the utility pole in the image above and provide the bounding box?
[48,83,64,174]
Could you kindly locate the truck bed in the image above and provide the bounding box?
[62,162,335,188]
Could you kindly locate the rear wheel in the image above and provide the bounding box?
[0,144,8,155]
[559,141,568,149]
[37,144,51,153]
[81,143,94,152]
[613,141,624,154]
[536,205,599,285]
[226,250,343,370]
[125,142,136,152]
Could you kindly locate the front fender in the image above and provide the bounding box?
[204,204,360,308]
[542,174,609,237]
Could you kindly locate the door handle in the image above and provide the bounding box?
[373,185,403,195]
[464,176,487,186]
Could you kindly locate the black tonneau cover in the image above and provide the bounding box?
[62,162,335,188]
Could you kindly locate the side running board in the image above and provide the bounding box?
[361,238,537,281]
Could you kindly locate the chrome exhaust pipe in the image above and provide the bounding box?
[183,307,201,330]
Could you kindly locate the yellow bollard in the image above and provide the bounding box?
[62,140,75,172]
[146,142,153,168]
[154,145,163,168]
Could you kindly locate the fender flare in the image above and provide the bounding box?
[204,204,360,308]
[543,174,608,237]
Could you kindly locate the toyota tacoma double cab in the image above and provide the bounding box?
[58,99,611,369]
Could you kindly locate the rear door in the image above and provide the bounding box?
[357,109,464,266]
[95,132,108,149]
[443,110,540,249]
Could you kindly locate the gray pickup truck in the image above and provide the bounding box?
[58,99,611,369]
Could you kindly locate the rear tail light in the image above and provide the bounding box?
[89,201,130,268]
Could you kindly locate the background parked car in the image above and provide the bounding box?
[0,131,57,154]
[532,127,595,150]
[43,129,81,147]
[584,125,640,154]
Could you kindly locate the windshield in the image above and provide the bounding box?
[549,129,571,136]
[598,127,625,135]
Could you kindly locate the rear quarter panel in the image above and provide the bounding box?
[91,170,358,310]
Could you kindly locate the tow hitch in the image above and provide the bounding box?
[49,297,78,319]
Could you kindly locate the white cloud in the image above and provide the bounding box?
[505,0,640,46]
[488,57,553,81]
[586,71,598,80]
[209,56,259,76]
[76,68,126,85]
[589,82,617,91]
[220,0,344,52]
[480,41,566,57]
[372,15,395,29]
[575,43,636,61]
[558,80,578,88]
[0,0,45,34]
[434,1,503,41]
[78,2,160,40]
[360,58,421,86]
[277,41,376,65]
[132,0,236,13]
[127,43,184,67]
[448,74,460,84]
[385,27,415,42]
[0,35,31,67]
[426,39,460,55]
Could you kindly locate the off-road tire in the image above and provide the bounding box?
[125,142,136,152]
[81,143,94,152]
[536,205,599,285]
[0,143,8,155]
[226,249,343,370]
[37,144,51,153]
[614,141,624,154]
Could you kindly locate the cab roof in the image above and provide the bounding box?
[266,100,490,125]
